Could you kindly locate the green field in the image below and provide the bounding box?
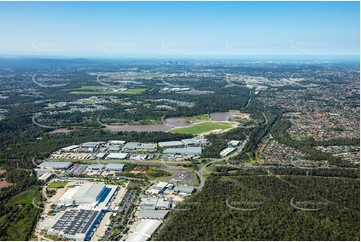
[47,181,69,189]
[170,122,233,135]
[291,134,309,140]
[69,87,147,95]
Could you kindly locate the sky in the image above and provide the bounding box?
[0,1,359,58]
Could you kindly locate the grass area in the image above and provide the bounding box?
[47,181,69,189]
[45,105,56,109]
[291,134,309,140]
[9,187,40,205]
[77,85,105,90]
[170,122,233,135]
[185,114,210,123]
[193,114,210,121]
[3,187,42,241]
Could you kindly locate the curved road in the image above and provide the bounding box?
[32,115,59,129]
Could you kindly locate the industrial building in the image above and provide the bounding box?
[135,210,169,220]
[61,145,79,151]
[130,154,148,160]
[122,142,141,151]
[140,196,171,210]
[163,147,203,155]
[105,153,129,160]
[57,183,111,206]
[158,141,184,148]
[138,143,157,151]
[37,161,73,170]
[174,185,195,195]
[147,182,168,195]
[105,163,125,171]
[45,209,103,241]
[220,147,236,157]
[80,142,103,151]
[87,164,104,170]
[181,138,199,146]
[107,145,121,152]
[38,173,53,182]
[196,138,210,146]
[96,153,106,159]
[108,140,126,146]
[126,219,162,241]
[228,140,241,146]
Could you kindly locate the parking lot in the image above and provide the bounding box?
[50,152,96,160]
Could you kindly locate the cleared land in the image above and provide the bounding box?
[170,122,233,135]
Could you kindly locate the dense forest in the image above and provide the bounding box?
[154,173,360,241]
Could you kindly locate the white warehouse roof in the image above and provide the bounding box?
[163,147,202,155]
[126,219,162,241]
[106,153,129,160]
[105,163,125,170]
[37,161,73,169]
[158,141,184,147]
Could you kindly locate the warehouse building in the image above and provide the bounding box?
[108,140,126,146]
[96,153,106,159]
[174,185,195,195]
[147,182,168,195]
[135,210,169,220]
[61,145,79,152]
[163,147,202,155]
[126,219,162,241]
[80,142,103,151]
[138,143,157,152]
[105,153,129,160]
[37,161,73,170]
[38,173,53,182]
[46,209,103,241]
[220,147,236,157]
[181,138,199,146]
[87,164,104,170]
[158,141,184,148]
[140,196,171,210]
[122,142,141,151]
[57,183,110,206]
[105,163,125,171]
[107,146,121,152]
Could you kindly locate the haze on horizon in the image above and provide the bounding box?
[0,1,359,59]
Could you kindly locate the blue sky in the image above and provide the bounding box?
[0,1,359,58]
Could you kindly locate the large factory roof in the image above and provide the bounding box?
[106,153,129,160]
[126,219,162,241]
[135,210,169,219]
[37,161,73,169]
[105,163,125,170]
[47,209,100,240]
[158,141,184,147]
[163,147,202,155]
[73,183,105,200]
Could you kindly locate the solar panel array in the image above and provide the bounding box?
[51,209,99,236]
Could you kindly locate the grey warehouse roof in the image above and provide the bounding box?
[163,147,202,155]
[135,210,169,219]
[37,161,73,169]
[105,163,125,170]
[174,185,195,194]
[158,141,184,147]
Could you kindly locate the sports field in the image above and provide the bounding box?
[170,122,233,135]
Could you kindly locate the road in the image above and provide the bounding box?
[32,114,58,129]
